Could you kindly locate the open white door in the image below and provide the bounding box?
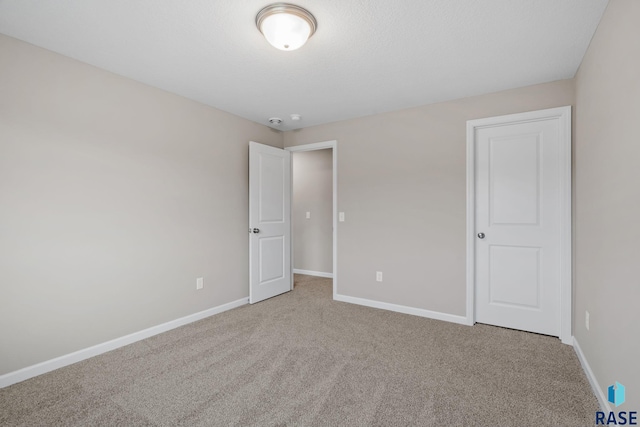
[249,141,291,304]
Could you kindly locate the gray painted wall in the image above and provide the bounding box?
[574,0,640,409]
[284,80,575,316]
[292,149,333,274]
[0,34,283,375]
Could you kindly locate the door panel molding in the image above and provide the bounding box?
[466,106,572,344]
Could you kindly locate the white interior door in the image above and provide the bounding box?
[249,141,291,304]
[474,115,566,336]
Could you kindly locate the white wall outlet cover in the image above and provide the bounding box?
[376,271,383,282]
[339,212,345,222]
[306,211,311,219]
[196,277,204,290]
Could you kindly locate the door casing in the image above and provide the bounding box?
[465,106,572,344]
[285,140,338,299]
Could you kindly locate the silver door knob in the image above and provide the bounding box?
[253,228,260,234]
[477,233,485,239]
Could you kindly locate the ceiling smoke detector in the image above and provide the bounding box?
[268,117,283,125]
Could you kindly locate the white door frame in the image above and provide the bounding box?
[466,106,572,344]
[285,140,338,299]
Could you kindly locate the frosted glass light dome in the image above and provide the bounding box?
[256,3,317,51]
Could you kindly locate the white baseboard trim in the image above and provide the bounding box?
[293,269,333,279]
[573,336,610,412]
[334,293,468,325]
[0,297,249,389]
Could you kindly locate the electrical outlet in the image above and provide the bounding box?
[306,211,311,219]
[585,310,590,331]
[376,271,383,282]
[339,212,345,222]
[196,277,204,290]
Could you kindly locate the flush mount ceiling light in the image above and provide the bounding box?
[256,3,317,51]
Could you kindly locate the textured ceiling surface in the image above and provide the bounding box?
[0,0,608,130]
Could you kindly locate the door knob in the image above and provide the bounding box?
[253,228,260,234]
[477,232,485,239]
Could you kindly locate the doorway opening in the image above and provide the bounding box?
[286,141,337,298]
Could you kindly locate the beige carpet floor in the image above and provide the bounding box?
[1,274,598,426]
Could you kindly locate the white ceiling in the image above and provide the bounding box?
[0,0,608,130]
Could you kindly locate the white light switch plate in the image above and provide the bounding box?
[306,211,311,219]
[196,277,204,290]
[339,212,345,222]
[585,310,590,331]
